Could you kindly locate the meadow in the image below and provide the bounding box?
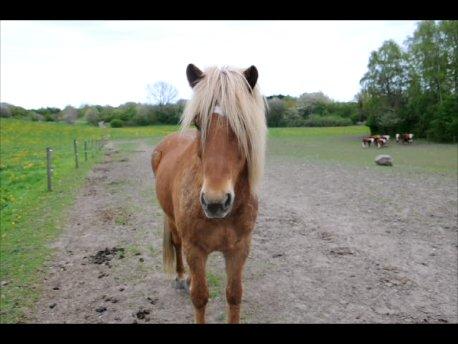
[0,119,456,323]
[268,127,457,176]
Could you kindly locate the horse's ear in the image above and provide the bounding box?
[243,65,258,91]
[186,64,204,88]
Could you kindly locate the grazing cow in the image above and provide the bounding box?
[362,136,375,148]
[396,133,414,144]
[375,136,387,148]
[362,135,389,148]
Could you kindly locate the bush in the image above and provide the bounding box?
[61,106,78,124]
[350,112,360,124]
[110,119,124,128]
[283,108,305,126]
[44,114,55,122]
[426,95,458,142]
[154,104,182,124]
[0,103,12,117]
[303,114,353,127]
[266,98,287,127]
[84,108,100,126]
[29,112,44,121]
[376,111,401,134]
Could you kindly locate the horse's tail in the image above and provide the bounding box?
[163,217,176,275]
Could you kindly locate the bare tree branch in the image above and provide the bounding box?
[146,81,178,105]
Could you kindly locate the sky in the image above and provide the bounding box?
[1,20,419,109]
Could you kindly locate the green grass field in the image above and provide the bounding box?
[0,119,456,323]
[0,119,111,322]
[268,127,457,175]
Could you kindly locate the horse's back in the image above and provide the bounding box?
[152,130,197,175]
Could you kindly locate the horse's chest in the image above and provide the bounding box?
[193,225,241,252]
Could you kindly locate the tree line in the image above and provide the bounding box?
[265,93,359,127]
[358,20,457,142]
[0,101,186,127]
[0,93,360,129]
[1,21,456,142]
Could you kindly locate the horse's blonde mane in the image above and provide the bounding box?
[180,66,267,194]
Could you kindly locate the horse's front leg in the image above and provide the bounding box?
[224,242,250,324]
[185,245,209,324]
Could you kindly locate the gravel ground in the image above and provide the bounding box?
[27,139,458,323]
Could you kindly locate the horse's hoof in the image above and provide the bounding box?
[173,277,189,293]
[183,278,191,294]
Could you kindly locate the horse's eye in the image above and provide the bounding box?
[194,120,200,131]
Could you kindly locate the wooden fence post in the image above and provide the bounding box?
[46,147,53,191]
[74,139,79,168]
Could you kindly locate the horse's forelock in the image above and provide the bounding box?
[180,66,267,194]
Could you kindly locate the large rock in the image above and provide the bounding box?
[375,155,393,166]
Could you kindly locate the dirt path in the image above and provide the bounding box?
[27,139,457,323]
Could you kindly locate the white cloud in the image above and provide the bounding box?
[0,20,418,109]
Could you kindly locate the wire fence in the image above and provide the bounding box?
[45,137,108,192]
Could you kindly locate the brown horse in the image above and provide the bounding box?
[151,64,267,323]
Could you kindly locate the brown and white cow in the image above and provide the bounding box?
[396,133,414,144]
[362,136,375,148]
[363,135,389,148]
[375,136,388,148]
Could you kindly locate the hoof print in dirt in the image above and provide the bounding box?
[146,297,158,305]
[104,296,119,303]
[272,253,284,258]
[135,308,150,321]
[329,247,354,256]
[89,247,125,264]
[49,303,57,309]
[95,306,107,313]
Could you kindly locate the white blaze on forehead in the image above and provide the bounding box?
[213,105,225,116]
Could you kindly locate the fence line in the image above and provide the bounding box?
[46,147,53,192]
[45,137,106,192]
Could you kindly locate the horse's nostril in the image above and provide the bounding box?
[200,193,207,206]
[224,193,232,208]
[207,202,223,213]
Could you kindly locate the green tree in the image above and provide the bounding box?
[266,97,287,127]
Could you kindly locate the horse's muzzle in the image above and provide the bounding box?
[200,192,233,219]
